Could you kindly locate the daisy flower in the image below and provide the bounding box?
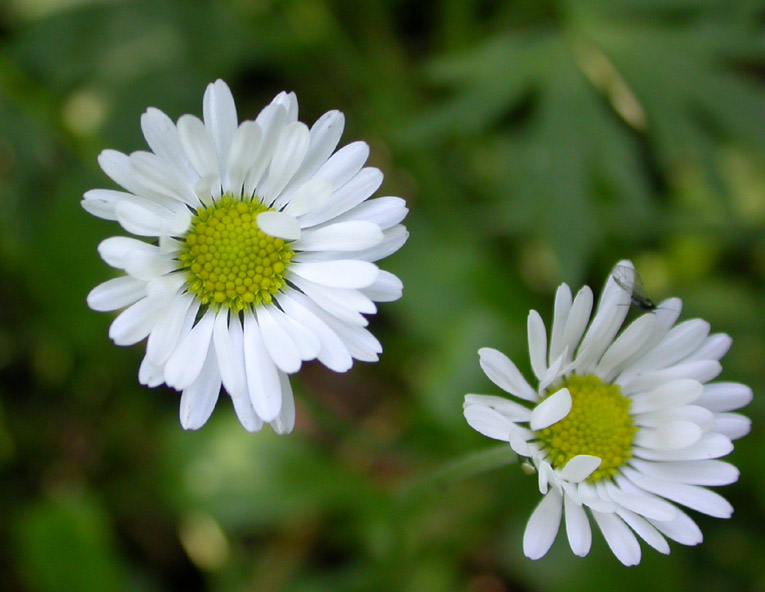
[84,80,408,433]
[463,261,751,566]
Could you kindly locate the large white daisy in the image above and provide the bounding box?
[463,260,751,565]
[84,80,408,433]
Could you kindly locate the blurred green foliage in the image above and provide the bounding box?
[1,0,764,590]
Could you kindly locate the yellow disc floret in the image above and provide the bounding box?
[536,375,636,482]
[178,195,294,312]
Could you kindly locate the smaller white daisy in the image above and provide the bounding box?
[84,80,408,433]
[463,260,751,566]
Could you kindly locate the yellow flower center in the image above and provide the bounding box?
[536,375,636,482]
[178,196,294,312]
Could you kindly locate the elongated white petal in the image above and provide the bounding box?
[715,412,751,440]
[256,211,301,240]
[165,309,216,390]
[243,313,282,421]
[530,388,572,430]
[178,114,220,181]
[463,405,514,441]
[696,382,752,412]
[256,305,303,374]
[244,105,288,195]
[291,260,378,289]
[276,290,352,372]
[330,196,408,229]
[628,459,739,486]
[633,433,732,461]
[548,283,572,365]
[559,455,601,483]
[478,347,537,401]
[623,468,733,518]
[146,293,197,365]
[213,310,246,398]
[648,507,702,546]
[605,480,677,521]
[180,346,221,430]
[203,79,238,186]
[109,296,164,346]
[270,372,296,435]
[527,310,548,381]
[635,421,703,451]
[301,167,383,228]
[361,270,403,303]
[564,493,592,557]
[591,511,641,566]
[523,490,563,560]
[283,178,333,218]
[87,277,147,312]
[463,394,532,422]
[141,107,194,181]
[629,379,703,414]
[617,509,670,554]
[226,121,263,196]
[259,121,310,202]
[290,276,372,326]
[296,221,383,252]
[130,151,198,206]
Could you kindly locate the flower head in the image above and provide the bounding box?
[463,261,751,565]
[85,80,408,433]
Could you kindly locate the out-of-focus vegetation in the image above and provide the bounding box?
[1,1,763,590]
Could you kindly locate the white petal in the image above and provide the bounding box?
[291,260,379,289]
[256,305,303,374]
[463,405,514,441]
[648,507,702,546]
[606,479,677,521]
[696,382,753,412]
[177,114,220,180]
[270,371,296,435]
[283,178,333,218]
[243,105,288,195]
[623,468,733,518]
[622,361,722,394]
[616,510,670,554]
[295,221,383,252]
[267,304,321,361]
[564,493,592,557]
[276,109,345,201]
[146,293,197,364]
[130,151,198,206]
[595,314,657,381]
[530,388,572,430]
[715,412,751,440]
[628,319,711,374]
[87,277,146,312]
[259,121,310,202]
[122,250,176,281]
[165,309,215,390]
[330,196,408,229]
[633,433,733,461]
[312,141,368,192]
[527,310,548,381]
[301,298,381,362]
[683,333,732,363]
[523,490,563,560]
[301,167,383,228]
[352,224,408,263]
[115,200,170,237]
[140,107,194,181]
[226,121,263,196]
[97,236,155,269]
[138,354,164,387]
[591,511,641,566]
[243,313,282,421]
[276,290,352,372]
[256,211,301,240]
[203,79,238,186]
[82,188,137,221]
[463,394,532,422]
[634,420,703,451]
[559,455,601,483]
[509,429,532,456]
[361,270,403,303]
[179,346,221,430]
[548,283,572,365]
[478,347,537,402]
[290,276,373,326]
[574,287,630,375]
[629,379,704,414]
[561,286,593,362]
[635,405,715,433]
[108,296,164,346]
[628,459,739,486]
[98,149,149,196]
[213,310,247,399]
[230,391,263,433]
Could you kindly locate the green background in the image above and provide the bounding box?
[1,1,763,590]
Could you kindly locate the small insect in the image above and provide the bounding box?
[611,264,657,311]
